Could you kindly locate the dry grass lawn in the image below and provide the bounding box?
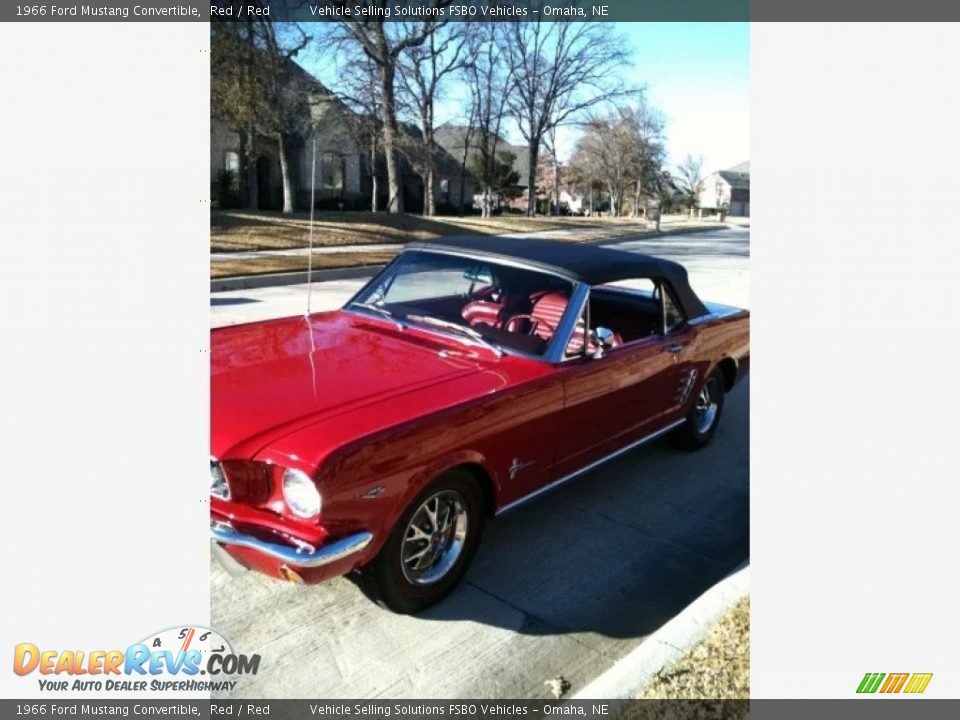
[615,598,749,720]
[644,597,749,700]
[209,211,721,277]
[211,210,593,252]
[209,210,717,252]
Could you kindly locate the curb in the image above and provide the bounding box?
[573,564,750,700]
[209,224,733,293]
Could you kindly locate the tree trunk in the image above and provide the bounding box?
[244,124,258,211]
[526,139,539,217]
[552,159,560,216]
[277,133,294,214]
[633,178,642,219]
[458,139,469,215]
[423,169,436,217]
[379,64,404,214]
[370,139,379,212]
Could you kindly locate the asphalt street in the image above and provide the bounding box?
[210,227,749,328]
[209,226,750,699]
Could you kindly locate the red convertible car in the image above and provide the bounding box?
[210,237,749,613]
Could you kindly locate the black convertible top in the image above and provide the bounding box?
[407,235,709,319]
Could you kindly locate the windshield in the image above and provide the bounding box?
[348,250,575,357]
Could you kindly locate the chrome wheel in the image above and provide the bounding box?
[694,377,720,434]
[400,490,469,586]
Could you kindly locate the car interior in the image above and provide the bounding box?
[352,252,679,358]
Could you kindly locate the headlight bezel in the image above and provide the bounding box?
[281,467,322,520]
[210,459,230,500]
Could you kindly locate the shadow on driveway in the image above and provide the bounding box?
[416,379,749,645]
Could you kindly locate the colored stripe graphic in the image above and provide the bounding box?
[904,673,933,694]
[856,673,885,693]
[881,673,909,693]
[857,672,932,694]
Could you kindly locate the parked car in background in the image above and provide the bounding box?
[210,237,750,613]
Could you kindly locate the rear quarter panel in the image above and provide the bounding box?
[691,306,750,387]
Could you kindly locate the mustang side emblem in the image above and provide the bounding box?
[508,458,535,480]
[676,369,699,404]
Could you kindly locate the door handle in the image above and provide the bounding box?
[666,343,684,353]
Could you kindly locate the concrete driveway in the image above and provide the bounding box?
[210,226,750,699]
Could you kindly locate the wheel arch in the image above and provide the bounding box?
[450,462,497,519]
[715,356,738,393]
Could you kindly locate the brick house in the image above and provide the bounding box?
[697,161,750,217]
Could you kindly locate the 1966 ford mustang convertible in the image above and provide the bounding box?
[210,236,749,613]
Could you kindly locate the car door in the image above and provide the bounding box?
[551,281,693,479]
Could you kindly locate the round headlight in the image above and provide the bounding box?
[282,468,321,519]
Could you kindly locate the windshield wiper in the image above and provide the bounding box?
[406,315,504,358]
[351,302,405,331]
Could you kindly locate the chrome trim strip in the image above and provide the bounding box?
[495,418,686,515]
[210,523,374,569]
[688,302,744,326]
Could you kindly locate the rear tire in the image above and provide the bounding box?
[674,367,725,450]
[356,469,484,614]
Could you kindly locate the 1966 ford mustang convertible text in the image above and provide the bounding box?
[210,236,749,613]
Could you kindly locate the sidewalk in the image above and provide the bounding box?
[210,221,729,278]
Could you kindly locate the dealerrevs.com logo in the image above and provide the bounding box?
[857,672,933,695]
[13,626,260,693]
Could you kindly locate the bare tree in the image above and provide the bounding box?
[502,17,634,216]
[625,100,666,218]
[676,153,705,214]
[318,4,454,213]
[567,99,667,219]
[397,23,472,216]
[212,18,258,210]
[211,9,311,214]
[543,126,562,216]
[327,47,384,212]
[259,22,311,214]
[456,102,477,214]
[464,23,515,218]
[571,112,633,217]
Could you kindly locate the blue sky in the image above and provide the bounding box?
[298,22,748,175]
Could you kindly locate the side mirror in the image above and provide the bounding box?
[589,327,616,359]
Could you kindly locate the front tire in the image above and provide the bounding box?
[674,367,725,450]
[356,469,484,614]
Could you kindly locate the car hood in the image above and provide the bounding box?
[211,311,492,459]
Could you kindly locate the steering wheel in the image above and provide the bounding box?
[505,313,556,337]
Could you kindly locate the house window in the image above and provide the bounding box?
[224,151,240,173]
[321,154,344,192]
[439,178,450,203]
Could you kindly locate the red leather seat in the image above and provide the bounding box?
[519,291,568,342]
[462,300,505,328]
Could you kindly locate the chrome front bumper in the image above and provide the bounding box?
[210,521,373,569]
